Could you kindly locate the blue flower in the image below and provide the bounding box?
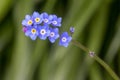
[24,26,38,40]
[41,12,53,24]
[70,27,75,34]
[59,32,72,47]
[51,15,62,27]
[32,12,43,25]
[22,15,33,26]
[48,28,59,43]
[38,24,50,40]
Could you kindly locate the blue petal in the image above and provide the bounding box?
[49,38,55,43]
[54,28,59,32]
[25,15,31,19]
[63,43,68,47]
[55,34,59,39]
[58,24,61,27]
[33,12,39,17]
[30,35,37,40]
[68,37,72,41]
[53,15,57,19]
[49,15,53,20]
[41,35,47,40]
[25,30,31,36]
[59,41,63,46]
[42,12,48,18]
[47,30,50,36]
[58,18,62,22]
[22,20,26,26]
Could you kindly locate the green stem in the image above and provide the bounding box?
[71,39,120,80]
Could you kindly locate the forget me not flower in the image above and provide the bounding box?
[24,26,38,40]
[51,15,62,27]
[22,11,73,47]
[32,12,43,25]
[22,15,33,27]
[48,28,59,43]
[59,32,72,47]
[38,24,50,40]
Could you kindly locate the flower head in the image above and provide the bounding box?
[51,15,62,27]
[24,26,38,40]
[22,11,74,48]
[32,12,43,25]
[22,15,33,27]
[59,32,72,47]
[38,24,50,40]
[70,27,75,34]
[48,28,59,43]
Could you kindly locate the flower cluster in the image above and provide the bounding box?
[22,11,73,47]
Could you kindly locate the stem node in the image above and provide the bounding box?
[89,51,95,58]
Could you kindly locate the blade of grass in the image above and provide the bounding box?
[62,0,86,30]
[4,0,34,80]
[105,16,120,63]
[118,49,120,77]
[42,0,58,13]
[53,47,83,80]
[0,0,12,22]
[0,21,13,53]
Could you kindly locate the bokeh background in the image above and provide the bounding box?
[0,0,120,80]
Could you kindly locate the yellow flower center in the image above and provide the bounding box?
[35,18,40,22]
[31,28,36,34]
[27,20,33,25]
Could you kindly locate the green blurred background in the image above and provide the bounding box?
[0,0,120,80]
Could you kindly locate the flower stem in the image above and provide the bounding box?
[71,39,120,80]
